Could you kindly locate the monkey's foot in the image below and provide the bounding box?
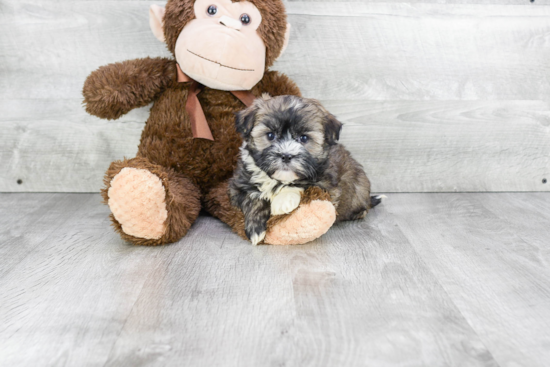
[108,167,168,240]
[264,200,336,245]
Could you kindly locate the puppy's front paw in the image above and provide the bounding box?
[271,187,303,215]
[249,231,266,246]
[245,221,267,246]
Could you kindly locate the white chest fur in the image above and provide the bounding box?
[240,144,303,215]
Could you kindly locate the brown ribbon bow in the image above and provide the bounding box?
[177,64,256,141]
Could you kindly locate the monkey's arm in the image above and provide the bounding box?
[83,57,176,120]
[253,70,302,98]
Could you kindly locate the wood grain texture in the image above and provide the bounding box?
[28,0,550,4]
[0,194,98,279]
[0,193,505,366]
[14,0,550,4]
[0,1,170,100]
[328,100,550,192]
[289,0,549,4]
[102,211,497,367]
[0,99,145,192]
[281,2,550,101]
[0,193,169,366]
[2,1,550,100]
[390,193,550,367]
[2,99,548,192]
[1,1,550,192]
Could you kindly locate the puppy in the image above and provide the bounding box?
[229,95,381,245]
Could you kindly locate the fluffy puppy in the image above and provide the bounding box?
[229,95,381,245]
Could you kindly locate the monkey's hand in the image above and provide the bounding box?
[271,187,303,215]
[83,57,176,120]
[264,187,336,246]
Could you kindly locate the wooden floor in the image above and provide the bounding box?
[1,193,549,367]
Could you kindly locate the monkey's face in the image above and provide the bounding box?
[236,96,343,184]
[176,0,265,90]
[150,0,290,91]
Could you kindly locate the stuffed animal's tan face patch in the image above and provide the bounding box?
[175,0,266,90]
[150,0,291,91]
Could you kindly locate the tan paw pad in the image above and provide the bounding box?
[264,200,336,246]
[108,168,168,240]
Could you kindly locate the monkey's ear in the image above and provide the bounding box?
[324,114,343,145]
[149,4,166,43]
[276,23,291,60]
[235,106,258,138]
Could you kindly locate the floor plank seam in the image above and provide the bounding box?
[391,218,503,367]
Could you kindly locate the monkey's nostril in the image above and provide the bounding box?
[281,154,292,163]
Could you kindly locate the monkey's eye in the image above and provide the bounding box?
[240,14,251,25]
[267,132,276,141]
[207,5,217,15]
[300,135,309,143]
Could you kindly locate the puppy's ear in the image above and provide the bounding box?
[235,105,258,138]
[324,114,343,145]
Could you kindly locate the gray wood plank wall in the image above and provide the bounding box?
[1,0,549,192]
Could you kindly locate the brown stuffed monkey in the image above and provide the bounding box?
[83,0,337,246]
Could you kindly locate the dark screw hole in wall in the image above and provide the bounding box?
[543,178,547,184]
[530,0,535,3]
[17,179,23,185]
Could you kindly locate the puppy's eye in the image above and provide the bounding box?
[207,5,217,15]
[267,132,276,141]
[300,135,309,143]
[240,14,251,25]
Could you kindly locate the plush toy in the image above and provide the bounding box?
[83,0,337,246]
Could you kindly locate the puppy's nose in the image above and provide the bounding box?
[281,154,292,163]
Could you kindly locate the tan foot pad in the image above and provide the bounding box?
[264,200,336,246]
[108,168,168,240]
